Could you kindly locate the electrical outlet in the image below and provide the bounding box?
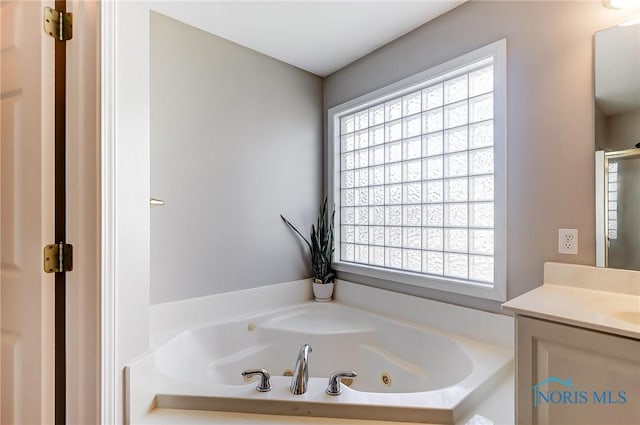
[558,229,578,255]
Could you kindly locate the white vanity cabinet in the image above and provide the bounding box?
[503,263,640,425]
[515,315,640,425]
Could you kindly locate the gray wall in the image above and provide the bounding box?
[605,109,640,150]
[325,1,630,311]
[150,13,323,304]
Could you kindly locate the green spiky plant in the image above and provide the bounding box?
[281,198,335,284]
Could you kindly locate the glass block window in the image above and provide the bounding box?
[329,40,506,300]
[338,62,495,283]
[607,161,618,240]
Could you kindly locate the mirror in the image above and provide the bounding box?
[594,20,640,270]
[595,21,640,152]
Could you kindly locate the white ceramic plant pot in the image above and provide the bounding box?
[312,280,334,302]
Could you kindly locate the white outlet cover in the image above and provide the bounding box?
[558,229,578,255]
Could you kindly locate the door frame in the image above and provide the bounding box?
[101,2,152,423]
[65,0,101,423]
[100,0,117,422]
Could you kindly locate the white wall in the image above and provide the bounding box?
[150,13,323,304]
[324,1,639,311]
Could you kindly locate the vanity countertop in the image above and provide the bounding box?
[502,262,640,340]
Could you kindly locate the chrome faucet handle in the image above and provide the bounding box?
[241,369,272,392]
[326,371,357,396]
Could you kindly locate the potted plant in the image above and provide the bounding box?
[281,198,335,302]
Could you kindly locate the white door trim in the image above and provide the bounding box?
[100,0,117,423]
[101,1,156,423]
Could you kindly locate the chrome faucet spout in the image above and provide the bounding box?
[290,344,312,395]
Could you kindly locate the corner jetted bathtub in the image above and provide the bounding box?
[149,301,512,424]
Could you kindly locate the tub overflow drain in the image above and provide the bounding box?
[381,372,392,387]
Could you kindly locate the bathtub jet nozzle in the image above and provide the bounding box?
[290,344,312,395]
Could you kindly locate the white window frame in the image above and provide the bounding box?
[327,39,507,301]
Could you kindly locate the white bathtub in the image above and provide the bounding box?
[148,299,512,424]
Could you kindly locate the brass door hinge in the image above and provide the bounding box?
[44,243,73,273]
[43,7,73,41]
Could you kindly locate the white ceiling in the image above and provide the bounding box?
[153,1,466,77]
